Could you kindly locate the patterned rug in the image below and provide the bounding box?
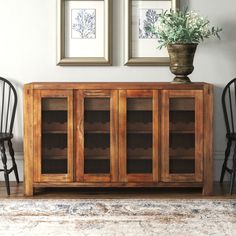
[0,199,236,236]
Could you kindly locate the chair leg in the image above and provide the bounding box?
[220,140,232,183]
[8,140,19,183]
[0,141,10,195]
[229,143,236,195]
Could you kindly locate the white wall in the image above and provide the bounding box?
[0,0,236,181]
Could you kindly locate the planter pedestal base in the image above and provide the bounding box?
[172,76,191,83]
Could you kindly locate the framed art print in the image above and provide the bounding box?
[57,0,112,66]
[124,0,179,65]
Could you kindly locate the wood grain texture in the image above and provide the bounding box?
[42,98,67,111]
[28,82,209,90]
[126,174,153,183]
[83,174,111,183]
[34,90,74,183]
[111,90,119,182]
[75,90,84,182]
[76,90,118,183]
[32,182,203,188]
[202,84,214,196]
[83,90,111,97]
[119,90,127,182]
[2,182,235,199]
[161,90,204,183]
[23,84,34,196]
[161,90,170,182]
[67,91,74,182]
[153,90,159,182]
[195,91,204,182]
[33,90,41,183]
[84,98,110,110]
[24,82,213,196]
[119,90,157,183]
[126,90,153,97]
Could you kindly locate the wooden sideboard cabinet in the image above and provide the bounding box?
[24,82,213,196]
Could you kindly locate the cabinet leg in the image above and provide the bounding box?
[202,183,213,196]
[24,188,34,197]
[24,182,34,197]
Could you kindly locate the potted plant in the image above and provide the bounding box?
[154,9,222,83]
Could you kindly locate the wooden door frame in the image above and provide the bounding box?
[75,90,118,183]
[119,90,159,183]
[33,89,74,183]
[161,90,203,182]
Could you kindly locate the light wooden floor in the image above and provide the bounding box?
[0,182,235,199]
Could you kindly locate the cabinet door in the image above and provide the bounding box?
[161,90,203,182]
[119,90,159,182]
[76,90,118,183]
[34,90,73,182]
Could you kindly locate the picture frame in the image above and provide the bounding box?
[124,0,179,66]
[57,0,112,66]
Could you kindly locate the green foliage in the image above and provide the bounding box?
[154,9,222,49]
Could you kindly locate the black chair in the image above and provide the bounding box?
[220,78,236,194]
[0,77,19,195]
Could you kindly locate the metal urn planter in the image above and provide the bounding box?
[167,43,198,83]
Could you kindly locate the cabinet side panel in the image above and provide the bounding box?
[24,85,34,196]
[33,90,41,182]
[203,85,214,195]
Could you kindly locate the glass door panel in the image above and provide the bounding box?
[127,98,153,174]
[41,98,68,174]
[119,90,158,183]
[76,90,118,183]
[161,90,203,182]
[34,90,73,182]
[84,98,110,174]
[169,98,195,174]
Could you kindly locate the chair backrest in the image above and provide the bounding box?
[222,78,236,135]
[0,77,17,134]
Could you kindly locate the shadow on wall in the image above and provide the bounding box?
[180,0,189,10]
[214,85,226,134]
[181,0,236,73]
[213,84,236,157]
[218,19,236,70]
[10,78,24,153]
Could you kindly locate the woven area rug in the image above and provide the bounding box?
[0,199,236,236]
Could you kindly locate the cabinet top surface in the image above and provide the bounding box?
[25,82,212,90]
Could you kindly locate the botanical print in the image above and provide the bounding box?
[139,9,163,39]
[71,9,96,39]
